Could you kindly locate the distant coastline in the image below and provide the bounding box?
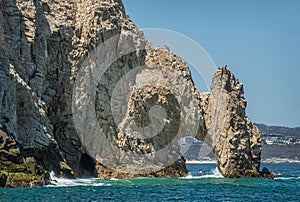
[185,158,300,164]
[182,123,300,165]
[185,160,216,164]
[261,158,300,163]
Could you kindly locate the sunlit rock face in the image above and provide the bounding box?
[199,67,263,178]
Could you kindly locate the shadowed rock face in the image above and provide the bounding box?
[0,0,270,186]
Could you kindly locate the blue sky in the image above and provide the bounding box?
[123,0,300,127]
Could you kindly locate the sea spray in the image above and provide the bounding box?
[48,171,105,187]
[181,167,224,179]
[212,167,224,178]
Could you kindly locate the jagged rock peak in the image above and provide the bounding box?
[200,66,272,178]
[212,65,244,95]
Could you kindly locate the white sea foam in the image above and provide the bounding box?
[109,178,119,181]
[212,167,224,177]
[274,176,300,180]
[181,167,224,179]
[48,171,106,187]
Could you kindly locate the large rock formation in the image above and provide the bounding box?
[0,0,271,186]
[199,67,263,177]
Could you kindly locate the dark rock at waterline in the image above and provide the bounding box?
[261,167,275,179]
[0,173,7,188]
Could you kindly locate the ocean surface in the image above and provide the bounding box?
[1,163,300,201]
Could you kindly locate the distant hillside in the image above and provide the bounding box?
[255,123,300,137]
[181,124,300,162]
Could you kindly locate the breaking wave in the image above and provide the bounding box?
[48,171,108,187]
[48,167,224,188]
[181,167,224,179]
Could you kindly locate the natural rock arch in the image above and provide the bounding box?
[0,0,273,187]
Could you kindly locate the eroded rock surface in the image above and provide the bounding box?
[0,0,270,185]
[199,67,263,177]
[0,129,52,187]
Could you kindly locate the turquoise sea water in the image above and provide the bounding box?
[1,163,300,201]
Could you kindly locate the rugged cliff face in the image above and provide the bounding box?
[199,67,262,177]
[0,0,270,187]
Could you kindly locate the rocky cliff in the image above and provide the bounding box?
[199,67,262,177]
[0,0,270,187]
